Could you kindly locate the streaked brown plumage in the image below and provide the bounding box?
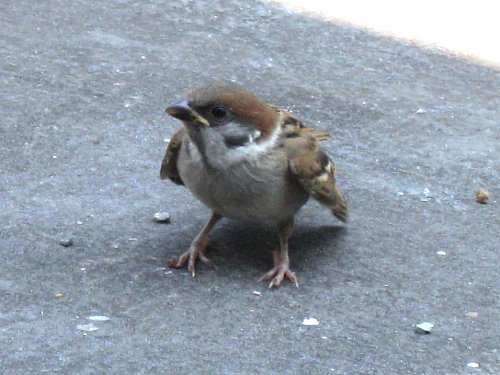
[161,84,347,287]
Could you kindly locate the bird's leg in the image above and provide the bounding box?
[167,211,222,277]
[259,218,298,288]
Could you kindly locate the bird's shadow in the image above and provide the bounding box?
[207,220,348,276]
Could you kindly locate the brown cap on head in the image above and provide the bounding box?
[185,84,279,139]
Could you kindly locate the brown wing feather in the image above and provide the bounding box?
[160,127,187,185]
[271,105,330,141]
[279,108,347,222]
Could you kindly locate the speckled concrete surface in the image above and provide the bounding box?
[1,1,498,374]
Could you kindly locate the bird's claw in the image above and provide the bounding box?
[167,242,216,276]
[261,269,298,288]
[259,251,299,288]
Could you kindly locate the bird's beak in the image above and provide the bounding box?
[165,100,210,127]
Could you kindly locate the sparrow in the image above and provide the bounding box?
[161,84,347,287]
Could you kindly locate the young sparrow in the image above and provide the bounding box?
[161,84,347,287]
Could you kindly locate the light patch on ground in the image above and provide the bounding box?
[270,0,500,67]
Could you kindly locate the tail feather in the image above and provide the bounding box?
[310,183,348,223]
[330,189,348,222]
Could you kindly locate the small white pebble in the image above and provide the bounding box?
[303,318,319,326]
[77,323,98,332]
[128,237,138,241]
[87,315,110,321]
[416,108,427,114]
[252,291,261,296]
[415,322,434,333]
[163,138,171,143]
[467,362,479,368]
[80,268,86,271]
[398,191,405,196]
[436,251,447,256]
[77,221,83,225]
[153,212,171,223]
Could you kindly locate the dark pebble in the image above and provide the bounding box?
[59,238,74,247]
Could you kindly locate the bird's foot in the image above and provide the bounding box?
[259,250,298,288]
[167,240,216,277]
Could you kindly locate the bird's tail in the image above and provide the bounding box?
[329,187,348,222]
[309,180,348,223]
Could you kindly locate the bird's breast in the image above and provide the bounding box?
[177,144,308,222]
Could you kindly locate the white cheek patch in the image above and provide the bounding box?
[194,122,281,167]
[230,125,281,162]
[219,123,262,149]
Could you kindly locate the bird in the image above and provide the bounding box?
[160,84,347,287]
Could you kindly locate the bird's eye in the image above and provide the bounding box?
[210,105,227,119]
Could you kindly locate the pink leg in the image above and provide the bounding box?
[259,219,298,288]
[167,212,221,277]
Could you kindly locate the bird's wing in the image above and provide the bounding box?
[160,126,187,185]
[270,105,330,141]
[277,108,347,222]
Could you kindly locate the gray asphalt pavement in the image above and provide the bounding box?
[1,1,499,374]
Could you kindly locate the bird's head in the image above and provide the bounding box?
[166,84,280,156]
